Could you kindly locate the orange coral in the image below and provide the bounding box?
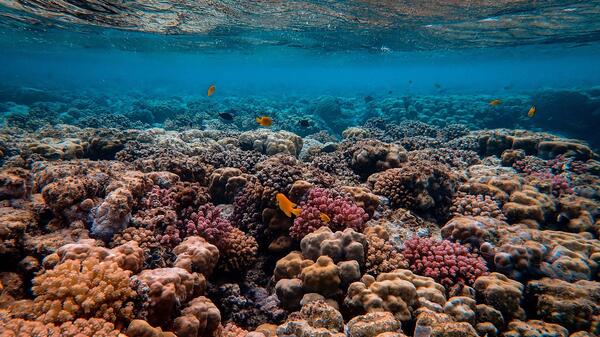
[31,258,137,324]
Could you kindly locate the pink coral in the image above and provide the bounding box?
[289,188,368,239]
[528,171,573,197]
[181,203,233,246]
[402,237,488,288]
[179,203,257,272]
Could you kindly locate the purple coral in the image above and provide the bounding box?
[289,187,368,239]
[403,237,488,288]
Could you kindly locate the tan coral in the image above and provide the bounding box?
[346,312,403,337]
[364,226,408,276]
[274,251,314,281]
[207,167,246,203]
[239,129,303,157]
[0,206,36,257]
[527,278,600,332]
[220,228,258,272]
[503,319,568,337]
[126,319,177,337]
[173,236,219,276]
[502,186,556,226]
[43,239,144,273]
[473,272,525,321]
[300,227,368,265]
[301,256,341,298]
[276,300,344,337]
[173,296,221,337]
[443,296,477,325]
[345,269,445,321]
[0,167,31,200]
[430,322,479,337]
[137,267,205,328]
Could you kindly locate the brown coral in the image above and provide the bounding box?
[364,226,408,276]
[527,278,600,332]
[370,161,458,221]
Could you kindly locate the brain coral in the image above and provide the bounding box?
[402,237,488,288]
[31,258,137,324]
[370,161,458,221]
[290,187,368,240]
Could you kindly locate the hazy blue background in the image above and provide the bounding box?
[2,39,600,97]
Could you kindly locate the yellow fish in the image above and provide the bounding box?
[256,116,273,127]
[489,99,502,106]
[320,213,331,223]
[276,193,301,217]
[528,105,536,118]
[207,84,216,97]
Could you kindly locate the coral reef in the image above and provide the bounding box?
[0,99,598,337]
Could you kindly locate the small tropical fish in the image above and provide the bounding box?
[528,105,536,118]
[218,112,234,121]
[388,90,393,94]
[298,119,310,127]
[320,213,331,223]
[256,116,273,127]
[276,193,301,217]
[434,83,442,89]
[207,84,216,97]
[364,95,374,103]
[489,99,502,106]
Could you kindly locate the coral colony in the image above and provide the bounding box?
[0,93,599,337]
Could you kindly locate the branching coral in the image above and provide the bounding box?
[180,203,257,272]
[289,187,368,239]
[364,226,408,276]
[31,258,137,324]
[402,237,488,288]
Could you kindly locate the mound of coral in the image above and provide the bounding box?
[0,108,599,337]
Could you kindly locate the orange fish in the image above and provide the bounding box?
[489,99,502,106]
[320,213,331,223]
[527,105,536,118]
[276,193,301,217]
[207,84,216,97]
[256,116,273,127]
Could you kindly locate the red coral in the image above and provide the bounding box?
[289,188,368,240]
[403,237,487,288]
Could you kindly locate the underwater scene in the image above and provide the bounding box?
[1,1,600,337]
